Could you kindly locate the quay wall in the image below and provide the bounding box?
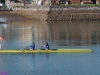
[1,6,100,21]
[13,6,49,20]
[48,6,100,21]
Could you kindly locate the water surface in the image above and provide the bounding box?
[0,20,100,75]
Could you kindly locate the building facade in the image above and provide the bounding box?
[0,0,99,7]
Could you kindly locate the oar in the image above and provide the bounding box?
[21,49,26,54]
[21,46,30,53]
[21,49,35,54]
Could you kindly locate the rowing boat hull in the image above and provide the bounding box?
[0,49,94,53]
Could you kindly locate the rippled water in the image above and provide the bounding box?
[0,20,100,75]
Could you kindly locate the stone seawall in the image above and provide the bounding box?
[47,6,100,21]
[1,6,100,21]
[13,6,49,20]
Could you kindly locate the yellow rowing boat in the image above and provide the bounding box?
[0,49,94,53]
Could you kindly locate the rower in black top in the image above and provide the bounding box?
[45,42,49,50]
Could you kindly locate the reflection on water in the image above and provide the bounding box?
[0,20,100,75]
[0,20,100,49]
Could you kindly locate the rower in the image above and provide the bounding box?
[29,42,35,50]
[45,42,49,50]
